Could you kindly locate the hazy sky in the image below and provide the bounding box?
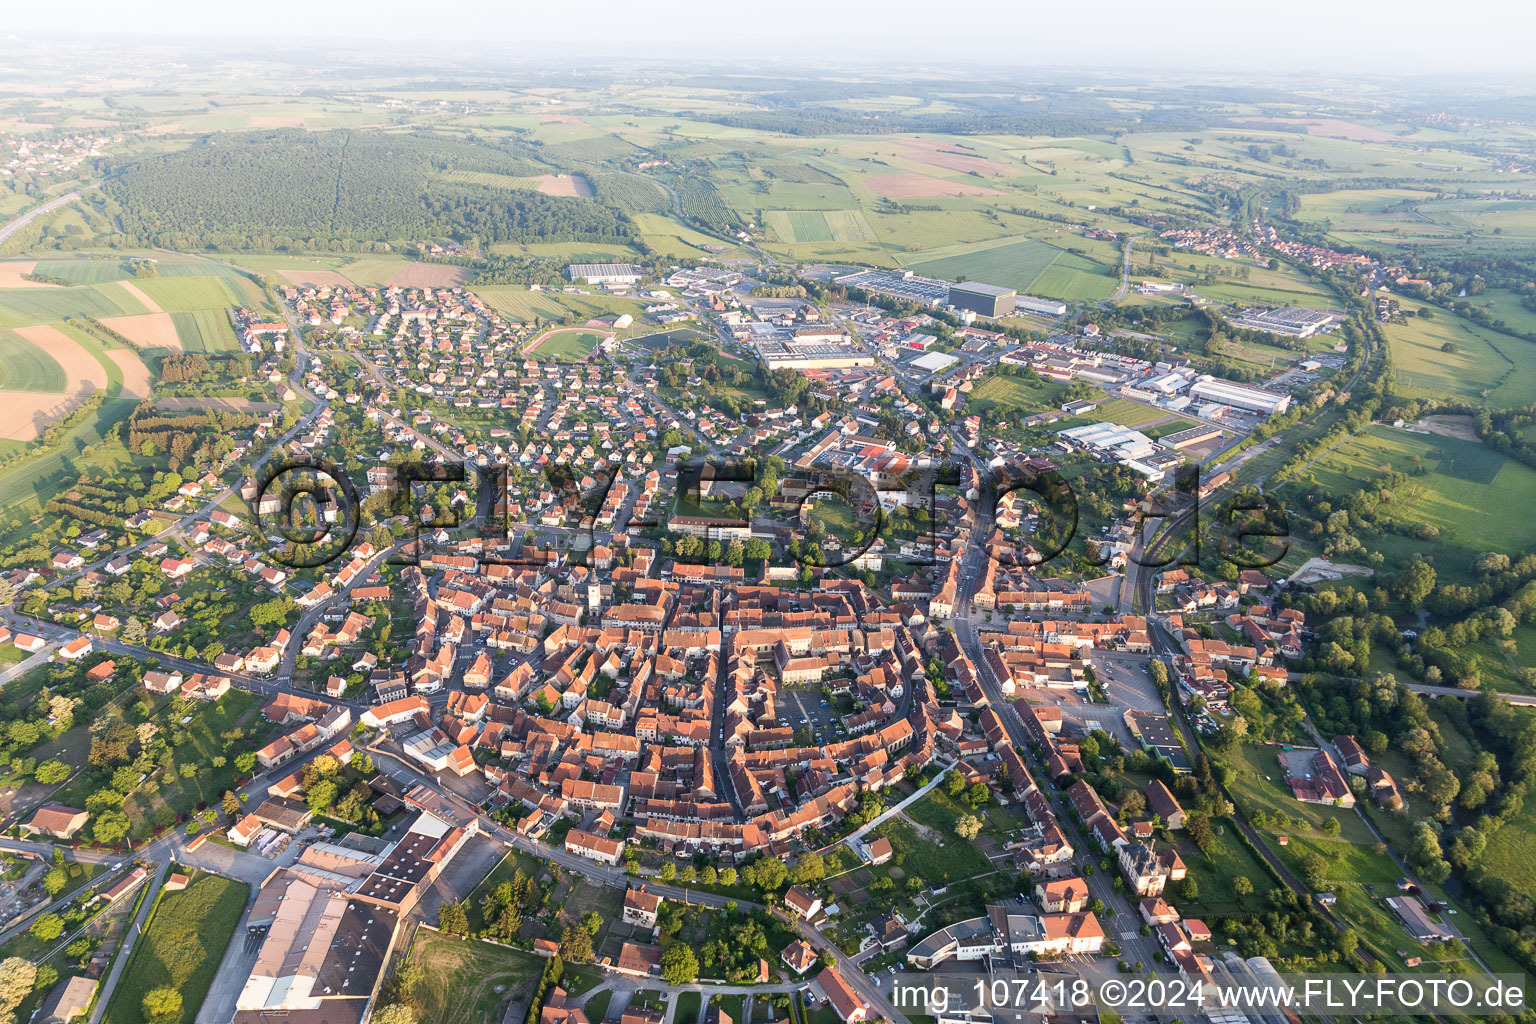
[10,0,1536,76]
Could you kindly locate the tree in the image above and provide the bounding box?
[746,856,787,892]
[1185,812,1214,854]
[142,987,183,1024]
[560,922,594,962]
[1232,876,1253,896]
[0,958,37,1023]
[964,782,991,808]
[42,867,67,896]
[222,791,241,817]
[34,760,70,785]
[582,911,602,935]
[306,779,338,813]
[29,914,64,942]
[955,814,983,840]
[371,1004,416,1024]
[1339,928,1359,960]
[1396,561,1437,609]
[437,901,469,935]
[659,943,699,985]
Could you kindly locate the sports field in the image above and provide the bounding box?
[529,329,606,360]
[0,331,67,392]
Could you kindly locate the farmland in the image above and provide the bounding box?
[130,274,243,313]
[170,309,240,352]
[1384,297,1536,408]
[907,236,1063,292]
[0,330,67,392]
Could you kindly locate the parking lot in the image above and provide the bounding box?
[1015,651,1165,748]
[777,685,845,742]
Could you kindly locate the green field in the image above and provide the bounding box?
[532,329,604,360]
[32,259,137,284]
[0,284,145,327]
[1385,297,1536,407]
[1481,804,1536,898]
[0,397,138,513]
[132,275,242,313]
[102,873,248,1024]
[965,374,1069,418]
[1286,425,1536,567]
[1027,251,1119,302]
[472,286,645,325]
[0,331,67,391]
[408,928,546,1024]
[909,237,1063,292]
[170,309,240,352]
[1091,397,1167,428]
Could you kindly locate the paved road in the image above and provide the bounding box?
[0,186,96,246]
[85,860,168,1024]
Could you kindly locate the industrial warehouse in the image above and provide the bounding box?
[1227,305,1343,338]
[834,268,1066,319]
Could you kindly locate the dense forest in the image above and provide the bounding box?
[105,130,637,249]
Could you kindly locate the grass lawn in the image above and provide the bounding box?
[674,992,702,1024]
[1092,397,1167,428]
[965,373,1068,418]
[871,814,990,885]
[102,872,248,1024]
[118,690,268,838]
[1225,744,1377,845]
[1173,819,1273,915]
[409,928,547,1024]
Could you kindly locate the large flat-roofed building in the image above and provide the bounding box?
[567,263,644,286]
[747,323,874,370]
[1187,378,1293,416]
[1228,306,1341,339]
[949,281,1017,317]
[1014,295,1069,317]
[234,809,470,1024]
[833,269,949,307]
[1057,422,1158,461]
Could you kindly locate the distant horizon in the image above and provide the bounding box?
[4,0,1536,78]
